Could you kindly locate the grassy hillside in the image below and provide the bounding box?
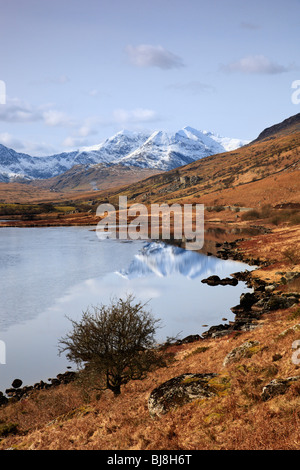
[109,130,300,207]
[0,114,299,450]
[0,301,299,450]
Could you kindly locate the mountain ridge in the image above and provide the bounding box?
[0,127,248,182]
[103,113,300,208]
[252,112,300,143]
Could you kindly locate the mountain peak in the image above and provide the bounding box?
[0,126,247,181]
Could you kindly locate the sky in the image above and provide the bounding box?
[0,0,299,156]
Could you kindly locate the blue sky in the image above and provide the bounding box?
[0,0,299,155]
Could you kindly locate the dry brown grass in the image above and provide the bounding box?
[0,123,299,451]
[0,305,299,450]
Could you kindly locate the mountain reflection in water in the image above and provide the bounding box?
[118,242,246,280]
[0,230,253,391]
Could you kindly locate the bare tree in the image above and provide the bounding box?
[58,295,162,396]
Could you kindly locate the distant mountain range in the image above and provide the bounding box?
[109,113,300,211]
[0,127,248,182]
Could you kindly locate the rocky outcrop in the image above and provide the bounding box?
[201,262,299,340]
[11,379,23,389]
[223,341,261,367]
[148,373,230,418]
[1,371,77,406]
[201,275,238,286]
[0,392,8,406]
[261,376,300,401]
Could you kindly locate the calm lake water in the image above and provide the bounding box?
[0,226,253,391]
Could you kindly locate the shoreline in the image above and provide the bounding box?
[0,221,300,407]
[1,229,298,406]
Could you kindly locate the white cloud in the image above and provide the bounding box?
[0,98,77,128]
[113,108,160,124]
[125,44,184,70]
[0,98,42,123]
[0,132,57,156]
[0,132,25,150]
[222,55,292,74]
[62,136,90,149]
[42,109,75,127]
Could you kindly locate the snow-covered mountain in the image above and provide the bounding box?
[0,127,248,181]
[117,242,249,280]
[0,130,149,182]
[120,127,247,170]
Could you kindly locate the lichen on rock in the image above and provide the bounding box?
[148,373,230,418]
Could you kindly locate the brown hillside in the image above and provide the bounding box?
[109,130,300,208]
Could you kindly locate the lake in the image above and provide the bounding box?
[0,226,253,392]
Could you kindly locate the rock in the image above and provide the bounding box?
[50,378,61,386]
[34,380,46,390]
[264,295,297,312]
[148,373,230,418]
[202,324,231,339]
[0,391,8,406]
[201,275,238,286]
[272,353,283,362]
[219,277,238,286]
[239,292,259,310]
[261,376,300,401]
[265,285,276,293]
[277,324,300,339]
[285,272,300,282]
[201,275,221,286]
[175,334,201,345]
[11,379,23,389]
[56,371,76,384]
[223,341,260,367]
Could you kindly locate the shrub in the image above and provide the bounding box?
[241,210,261,221]
[59,295,162,396]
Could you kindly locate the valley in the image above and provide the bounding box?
[0,113,299,451]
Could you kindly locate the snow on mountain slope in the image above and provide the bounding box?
[120,126,248,170]
[117,242,248,280]
[0,127,248,181]
[0,131,149,181]
[79,130,150,163]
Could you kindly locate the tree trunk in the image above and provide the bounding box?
[110,384,121,396]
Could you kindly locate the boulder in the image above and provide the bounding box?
[263,295,297,311]
[148,373,230,418]
[175,334,201,345]
[265,285,276,293]
[239,292,259,310]
[201,275,221,286]
[11,379,23,389]
[223,341,260,367]
[261,376,300,401]
[202,324,231,339]
[0,391,8,406]
[201,275,238,286]
[219,277,238,286]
